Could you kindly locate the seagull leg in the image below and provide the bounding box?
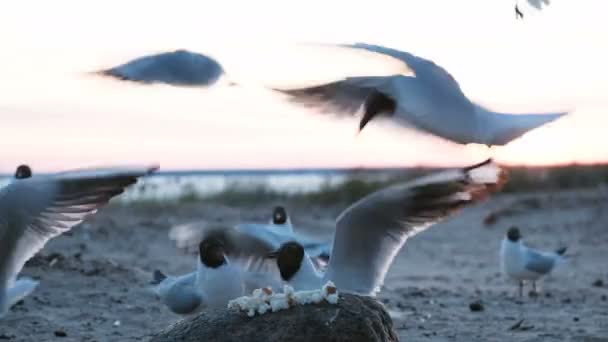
[518,280,524,298]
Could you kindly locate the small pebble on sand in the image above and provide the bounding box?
[469,300,484,312]
[54,330,67,338]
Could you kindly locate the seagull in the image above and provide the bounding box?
[235,206,333,262]
[516,0,551,19]
[500,226,567,297]
[176,159,507,296]
[264,159,506,294]
[0,165,158,317]
[272,43,568,147]
[14,165,32,180]
[269,206,292,232]
[93,49,233,87]
[170,206,333,264]
[152,225,281,315]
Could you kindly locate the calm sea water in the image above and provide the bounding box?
[0,168,412,202]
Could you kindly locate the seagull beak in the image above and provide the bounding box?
[359,114,372,132]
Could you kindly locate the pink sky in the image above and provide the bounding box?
[1,0,607,172]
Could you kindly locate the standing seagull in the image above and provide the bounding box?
[500,227,567,297]
[273,43,568,147]
[0,165,158,317]
[94,49,232,87]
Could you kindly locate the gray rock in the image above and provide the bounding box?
[150,293,399,342]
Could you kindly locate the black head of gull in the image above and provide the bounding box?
[14,165,32,179]
[266,241,304,281]
[507,226,521,242]
[272,206,288,225]
[199,237,227,269]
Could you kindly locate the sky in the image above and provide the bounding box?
[1,0,607,172]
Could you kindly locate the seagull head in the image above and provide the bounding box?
[266,241,304,281]
[272,206,288,225]
[199,237,227,268]
[506,226,522,242]
[14,164,32,179]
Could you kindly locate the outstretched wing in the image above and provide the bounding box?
[0,165,158,287]
[94,49,225,87]
[168,223,281,282]
[323,159,507,295]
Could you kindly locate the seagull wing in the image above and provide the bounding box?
[0,165,158,289]
[323,159,507,295]
[95,50,225,87]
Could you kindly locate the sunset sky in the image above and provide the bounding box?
[1,0,606,172]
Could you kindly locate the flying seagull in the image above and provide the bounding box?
[172,159,507,296]
[0,165,158,317]
[272,43,568,147]
[94,49,231,87]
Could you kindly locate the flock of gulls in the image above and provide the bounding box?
[1,2,568,323]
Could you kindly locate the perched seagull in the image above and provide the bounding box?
[94,49,232,87]
[273,43,568,147]
[152,226,281,315]
[14,165,32,180]
[516,0,551,19]
[500,226,567,297]
[0,165,158,318]
[179,159,507,296]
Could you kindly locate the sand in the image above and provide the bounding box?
[1,188,607,341]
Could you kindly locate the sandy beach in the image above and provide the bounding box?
[1,188,607,341]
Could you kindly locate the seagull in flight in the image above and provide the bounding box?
[94,49,232,87]
[0,165,158,317]
[271,43,568,147]
[172,159,507,296]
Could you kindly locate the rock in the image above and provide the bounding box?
[150,293,399,342]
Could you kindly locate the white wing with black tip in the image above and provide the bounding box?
[322,159,507,295]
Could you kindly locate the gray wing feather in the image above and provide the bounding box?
[524,249,557,274]
[323,160,507,296]
[169,223,281,280]
[275,80,375,116]
[527,0,550,10]
[96,50,224,87]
